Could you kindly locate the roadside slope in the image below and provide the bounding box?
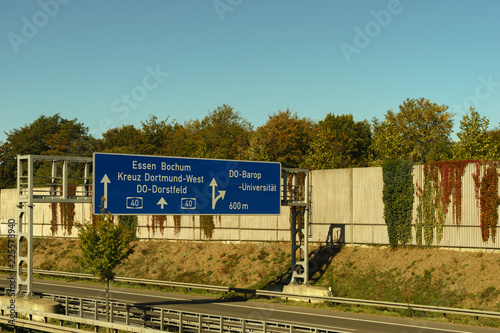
[1,238,499,312]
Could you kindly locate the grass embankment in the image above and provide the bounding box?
[314,246,500,312]
[0,238,291,290]
[1,238,499,325]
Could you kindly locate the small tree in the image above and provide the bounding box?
[453,107,500,160]
[75,207,136,324]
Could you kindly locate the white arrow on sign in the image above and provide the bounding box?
[210,178,226,209]
[100,174,111,209]
[157,197,168,209]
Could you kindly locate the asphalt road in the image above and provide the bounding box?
[1,278,498,333]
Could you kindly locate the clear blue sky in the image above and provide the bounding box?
[1,0,499,143]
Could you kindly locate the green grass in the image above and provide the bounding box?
[324,266,465,307]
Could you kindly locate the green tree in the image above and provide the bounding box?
[100,125,142,154]
[424,137,453,162]
[185,104,253,159]
[244,109,314,167]
[453,107,500,160]
[44,122,97,156]
[118,215,139,240]
[306,113,372,169]
[487,127,500,158]
[0,114,96,188]
[138,115,184,156]
[100,116,186,156]
[371,117,407,164]
[372,98,454,165]
[75,209,136,324]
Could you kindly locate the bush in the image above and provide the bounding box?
[382,160,414,247]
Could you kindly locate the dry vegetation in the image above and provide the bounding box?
[1,238,499,312]
[316,245,500,311]
[17,238,291,290]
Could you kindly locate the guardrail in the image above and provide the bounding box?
[1,293,346,333]
[1,267,499,321]
[0,307,158,333]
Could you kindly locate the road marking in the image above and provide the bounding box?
[35,281,353,332]
[220,303,475,333]
[35,281,476,333]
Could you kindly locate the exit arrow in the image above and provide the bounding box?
[100,174,111,209]
[210,178,226,209]
[157,197,168,209]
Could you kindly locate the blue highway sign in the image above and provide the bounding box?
[93,153,281,215]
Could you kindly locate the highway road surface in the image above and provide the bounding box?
[1,278,498,333]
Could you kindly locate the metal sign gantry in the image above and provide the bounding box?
[15,155,311,297]
[281,168,310,285]
[16,155,92,297]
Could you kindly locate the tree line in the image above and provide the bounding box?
[1,97,499,188]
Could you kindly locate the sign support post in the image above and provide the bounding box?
[281,168,310,285]
[16,155,93,297]
[16,155,34,297]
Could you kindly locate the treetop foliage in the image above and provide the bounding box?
[186,104,253,160]
[306,113,372,169]
[1,100,499,189]
[454,107,500,160]
[0,114,97,188]
[243,109,314,168]
[372,98,454,165]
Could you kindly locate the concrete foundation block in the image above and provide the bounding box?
[1,296,59,321]
[282,284,329,303]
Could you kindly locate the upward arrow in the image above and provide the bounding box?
[100,174,111,209]
[157,197,168,209]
